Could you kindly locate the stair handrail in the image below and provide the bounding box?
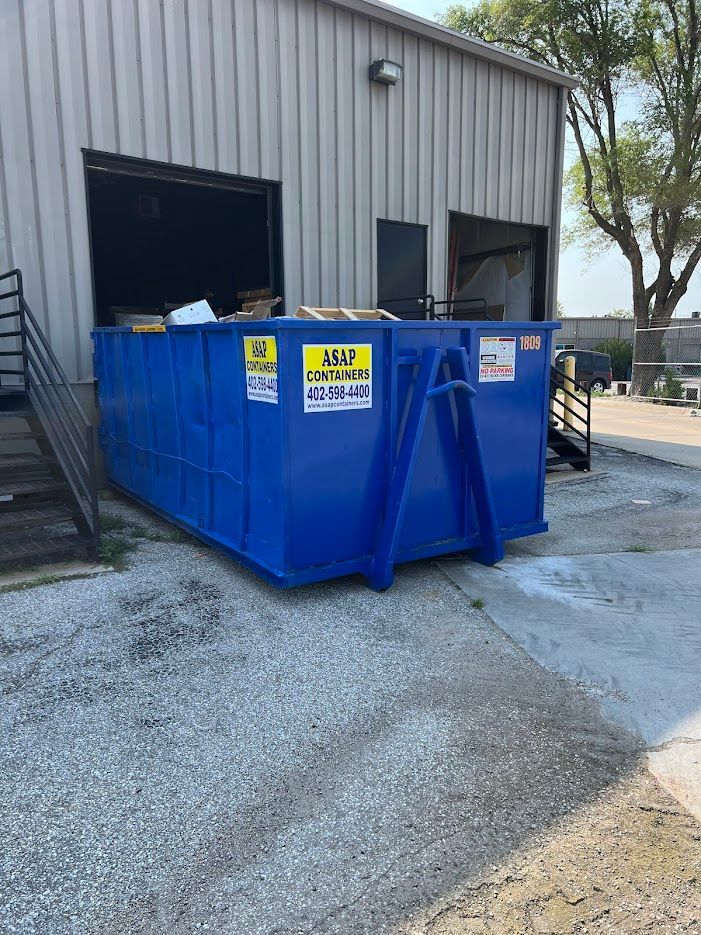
[0,268,100,554]
[548,363,591,470]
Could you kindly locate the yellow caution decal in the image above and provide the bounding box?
[303,343,372,412]
[244,336,278,404]
[132,325,166,333]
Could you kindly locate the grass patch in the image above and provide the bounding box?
[100,513,129,533]
[626,544,653,553]
[128,524,189,543]
[99,534,137,569]
[470,597,485,610]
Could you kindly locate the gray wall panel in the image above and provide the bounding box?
[137,0,170,163]
[0,0,566,382]
[401,33,419,223]
[188,0,217,172]
[318,1,338,306]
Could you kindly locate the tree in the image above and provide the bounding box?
[556,299,566,317]
[439,0,701,394]
[605,307,634,317]
[594,337,633,377]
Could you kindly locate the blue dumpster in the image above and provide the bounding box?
[92,319,559,589]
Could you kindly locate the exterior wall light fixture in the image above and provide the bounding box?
[369,59,402,85]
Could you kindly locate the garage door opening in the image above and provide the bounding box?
[85,152,282,325]
[447,213,547,321]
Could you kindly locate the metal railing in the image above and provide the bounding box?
[378,294,497,321]
[0,269,100,555]
[548,364,591,470]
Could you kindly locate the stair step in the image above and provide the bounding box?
[0,531,88,570]
[0,453,54,480]
[0,452,53,470]
[0,430,41,441]
[0,502,74,533]
[0,392,31,417]
[546,454,589,466]
[0,477,67,505]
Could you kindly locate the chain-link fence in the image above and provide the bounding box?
[631,322,701,405]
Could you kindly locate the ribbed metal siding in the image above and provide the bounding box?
[558,319,635,347]
[0,0,564,382]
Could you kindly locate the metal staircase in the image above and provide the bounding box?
[0,269,99,569]
[547,364,591,471]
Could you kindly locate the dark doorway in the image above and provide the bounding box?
[447,213,547,322]
[84,152,282,325]
[377,220,428,319]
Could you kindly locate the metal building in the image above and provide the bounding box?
[0,0,576,396]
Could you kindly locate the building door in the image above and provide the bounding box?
[84,151,283,325]
[377,220,428,319]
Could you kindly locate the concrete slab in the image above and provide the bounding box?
[591,398,701,468]
[0,559,111,590]
[440,549,701,821]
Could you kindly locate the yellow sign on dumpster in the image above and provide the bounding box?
[244,336,278,404]
[303,343,372,413]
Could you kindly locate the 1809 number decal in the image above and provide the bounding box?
[520,335,541,350]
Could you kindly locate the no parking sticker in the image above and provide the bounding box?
[479,336,516,382]
[244,336,278,403]
[303,344,372,412]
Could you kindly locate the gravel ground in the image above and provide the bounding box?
[1,446,700,934]
[510,444,701,556]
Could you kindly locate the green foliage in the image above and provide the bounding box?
[658,368,684,399]
[605,308,634,318]
[593,338,633,379]
[663,369,681,398]
[470,597,485,610]
[100,513,128,533]
[99,535,136,569]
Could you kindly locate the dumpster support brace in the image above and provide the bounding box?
[369,346,504,591]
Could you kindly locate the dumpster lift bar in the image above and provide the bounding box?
[370,345,504,590]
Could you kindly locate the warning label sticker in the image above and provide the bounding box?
[303,344,372,413]
[479,336,516,382]
[244,336,278,404]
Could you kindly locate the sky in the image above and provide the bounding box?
[384,0,701,318]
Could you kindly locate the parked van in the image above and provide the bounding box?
[554,349,613,391]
